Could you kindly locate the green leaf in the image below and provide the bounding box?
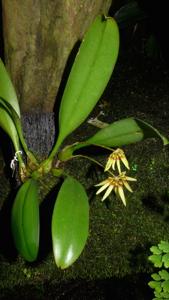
[150,246,162,255]
[0,97,29,152]
[53,15,119,153]
[149,254,163,268]
[159,291,169,299]
[0,105,20,152]
[161,280,169,293]
[0,97,37,165]
[162,253,169,268]
[151,273,161,281]
[159,270,169,281]
[11,179,40,262]
[154,291,162,299]
[159,241,169,253]
[84,118,144,147]
[135,119,169,146]
[74,117,168,150]
[0,58,20,116]
[52,176,89,269]
[154,294,163,300]
[148,281,162,293]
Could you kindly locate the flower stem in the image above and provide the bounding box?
[73,154,105,168]
[69,154,115,177]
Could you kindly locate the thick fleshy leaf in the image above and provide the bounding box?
[0,105,20,152]
[53,16,119,152]
[52,176,89,269]
[135,118,169,145]
[58,118,168,161]
[11,179,40,262]
[0,97,37,165]
[0,97,29,154]
[78,117,168,148]
[0,58,20,116]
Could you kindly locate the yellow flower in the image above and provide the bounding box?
[105,148,129,173]
[95,172,136,206]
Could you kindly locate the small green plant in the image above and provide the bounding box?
[148,241,169,299]
[0,15,168,269]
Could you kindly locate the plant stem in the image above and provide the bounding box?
[73,154,105,168]
[58,142,114,161]
[69,154,115,176]
[48,134,64,161]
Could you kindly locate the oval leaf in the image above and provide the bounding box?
[0,58,20,116]
[56,15,119,148]
[81,117,168,148]
[151,273,161,281]
[52,176,89,269]
[11,179,40,262]
[85,117,143,147]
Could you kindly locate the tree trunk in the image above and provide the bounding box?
[2,0,112,113]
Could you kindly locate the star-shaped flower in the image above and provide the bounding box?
[105,148,129,173]
[95,172,136,206]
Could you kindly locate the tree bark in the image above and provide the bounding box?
[2,0,112,113]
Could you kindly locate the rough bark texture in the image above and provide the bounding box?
[21,112,56,156]
[2,0,112,113]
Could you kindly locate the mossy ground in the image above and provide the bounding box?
[1,28,169,300]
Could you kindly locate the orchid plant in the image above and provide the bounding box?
[0,15,168,269]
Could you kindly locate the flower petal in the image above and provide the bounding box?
[96,182,110,195]
[104,159,112,172]
[112,159,116,170]
[102,185,114,201]
[117,186,126,206]
[123,181,133,192]
[121,156,130,170]
[125,176,137,182]
[95,179,109,187]
[116,159,121,173]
